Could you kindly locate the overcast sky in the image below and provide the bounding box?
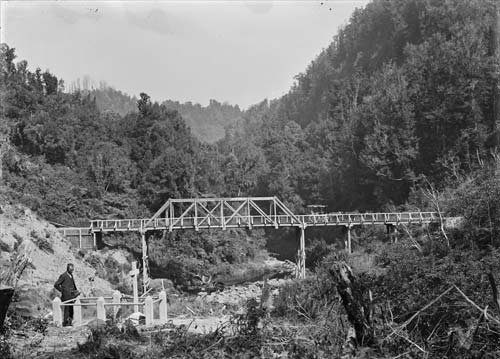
[1,0,368,108]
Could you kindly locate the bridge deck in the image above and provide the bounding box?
[87,212,438,233]
[55,197,441,281]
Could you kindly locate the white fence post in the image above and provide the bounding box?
[159,290,167,324]
[73,298,82,326]
[96,296,105,321]
[52,297,62,327]
[112,290,121,319]
[144,296,153,325]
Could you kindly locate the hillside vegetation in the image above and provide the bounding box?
[69,80,242,143]
[0,199,115,319]
[0,44,268,288]
[224,0,499,213]
[1,0,500,357]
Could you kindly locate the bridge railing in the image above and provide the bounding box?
[300,211,438,225]
[58,227,95,249]
[89,215,301,231]
[88,212,439,232]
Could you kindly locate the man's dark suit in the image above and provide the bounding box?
[54,271,78,326]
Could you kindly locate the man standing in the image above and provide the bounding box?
[54,263,80,326]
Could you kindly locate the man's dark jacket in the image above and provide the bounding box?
[54,272,78,301]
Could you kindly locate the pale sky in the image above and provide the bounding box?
[1,0,368,108]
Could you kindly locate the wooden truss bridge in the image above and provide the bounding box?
[58,197,440,290]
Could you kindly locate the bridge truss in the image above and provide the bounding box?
[61,197,440,292]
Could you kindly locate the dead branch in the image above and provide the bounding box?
[401,223,423,253]
[385,286,455,340]
[387,284,500,344]
[390,351,412,359]
[452,285,500,327]
[421,178,450,248]
[389,326,428,354]
[488,273,500,313]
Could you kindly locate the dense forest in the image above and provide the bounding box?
[68,78,242,143]
[2,0,500,357]
[223,0,500,213]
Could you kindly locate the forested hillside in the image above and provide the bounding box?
[221,0,499,213]
[2,0,500,357]
[1,0,499,267]
[72,83,242,143]
[163,99,242,143]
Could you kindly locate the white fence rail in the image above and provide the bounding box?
[52,290,167,327]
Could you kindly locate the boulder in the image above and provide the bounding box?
[0,235,17,252]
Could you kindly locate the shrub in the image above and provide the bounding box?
[77,321,140,357]
[305,239,335,269]
[364,243,500,357]
[0,334,12,359]
[30,230,53,254]
[84,253,105,277]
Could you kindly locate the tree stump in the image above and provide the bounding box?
[329,261,374,348]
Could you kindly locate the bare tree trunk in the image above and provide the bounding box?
[329,261,374,349]
[422,178,450,248]
[493,2,500,131]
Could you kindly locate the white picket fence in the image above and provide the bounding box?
[52,290,168,327]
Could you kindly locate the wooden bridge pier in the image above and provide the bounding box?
[386,224,399,243]
[296,225,306,279]
[140,230,149,295]
[345,225,353,254]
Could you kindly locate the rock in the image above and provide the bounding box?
[10,284,50,318]
[0,235,17,252]
[110,249,130,266]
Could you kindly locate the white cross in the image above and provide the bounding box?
[129,261,139,313]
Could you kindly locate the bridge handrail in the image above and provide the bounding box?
[87,212,440,231]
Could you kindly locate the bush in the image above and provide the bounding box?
[305,239,334,269]
[0,333,12,359]
[364,243,500,357]
[148,229,268,290]
[30,230,53,254]
[77,321,143,357]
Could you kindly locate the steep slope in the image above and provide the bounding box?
[0,198,114,318]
